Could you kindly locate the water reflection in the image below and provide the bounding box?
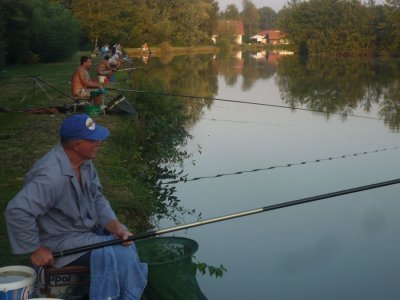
[276,235,341,276]
[128,51,400,300]
[130,52,400,131]
[276,56,400,130]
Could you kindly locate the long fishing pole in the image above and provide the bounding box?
[53,177,400,258]
[117,67,143,72]
[27,74,76,101]
[106,87,382,121]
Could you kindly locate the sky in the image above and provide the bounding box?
[217,0,386,13]
[217,0,288,12]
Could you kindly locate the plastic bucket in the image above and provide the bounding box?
[83,105,101,117]
[0,266,36,300]
[98,75,107,83]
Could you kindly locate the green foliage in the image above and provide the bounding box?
[220,4,241,20]
[70,0,218,48]
[241,0,261,39]
[129,82,195,222]
[0,0,33,64]
[0,10,6,66]
[0,0,80,65]
[193,258,227,278]
[258,6,277,30]
[30,0,80,62]
[275,55,400,130]
[277,0,400,57]
[215,20,239,47]
[216,37,233,53]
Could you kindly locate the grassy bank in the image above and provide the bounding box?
[0,52,189,266]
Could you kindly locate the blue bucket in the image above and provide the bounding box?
[0,266,36,300]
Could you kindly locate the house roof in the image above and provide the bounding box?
[213,20,244,36]
[257,30,286,40]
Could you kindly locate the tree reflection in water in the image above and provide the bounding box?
[276,56,400,131]
[119,53,400,233]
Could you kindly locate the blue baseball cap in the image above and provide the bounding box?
[59,113,110,141]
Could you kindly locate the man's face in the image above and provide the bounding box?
[84,59,92,70]
[74,139,102,160]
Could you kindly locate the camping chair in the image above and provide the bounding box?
[72,97,91,112]
[72,89,107,113]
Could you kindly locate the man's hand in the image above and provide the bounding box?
[105,219,133,246]
[114,227,133,246]
[30,246,54,267]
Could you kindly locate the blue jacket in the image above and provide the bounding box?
[5,143,117,267]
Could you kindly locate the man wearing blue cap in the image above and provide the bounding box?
[5,114,147,299]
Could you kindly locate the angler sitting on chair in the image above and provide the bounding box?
[5,114,148,299]
[97,55,117,83]
[71,56,105,105]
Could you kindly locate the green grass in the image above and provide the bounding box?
[0,53,155,266]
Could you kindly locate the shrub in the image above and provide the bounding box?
[30,0,80,62]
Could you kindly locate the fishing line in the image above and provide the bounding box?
[162,146,400,184]
[201,117,279,126]
[107,87,383,121]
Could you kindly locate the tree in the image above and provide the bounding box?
[241,0,260,39]
[30,0,80,62]
[0,0,33,64]
[0,10,6,66]
[71,0,135,48]
[222,4,241,19]
[383,0,400,55]
[258,6,277,29]
[278,0,378,56]
[150,0,217,46]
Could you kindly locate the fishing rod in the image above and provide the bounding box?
[27,74,76,101]
[28,75,117,103]
[117,67,143,72]
[105,87,383,121]
[53,177,400,258]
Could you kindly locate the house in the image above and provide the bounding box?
[212,20,245,45]
[250,34,265,44]
[251,30,289,45]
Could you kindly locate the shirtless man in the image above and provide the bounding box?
[71,56,104,105]
[97,55,117,76]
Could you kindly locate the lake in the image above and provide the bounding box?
[131,50,400,300]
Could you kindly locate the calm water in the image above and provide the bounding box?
[133,51,400,299]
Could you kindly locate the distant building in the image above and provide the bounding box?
[212,20,245,45]
[251,30,289,45]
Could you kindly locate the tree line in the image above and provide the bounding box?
[278,0,400,57]
[3,0,400,66]
[0,0,280,66]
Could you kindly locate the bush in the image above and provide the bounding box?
[30,0,80,62]
[159,41,173,54]
[0,14,5,66]
[0,0,33,64]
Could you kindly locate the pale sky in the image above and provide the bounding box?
[217,0,289,12]
[217,0,386,13]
